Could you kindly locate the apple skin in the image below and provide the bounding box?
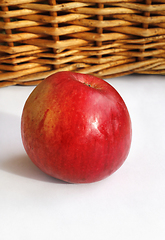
[21,71,132,183]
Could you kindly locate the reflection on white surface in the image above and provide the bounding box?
[0,75,165,240]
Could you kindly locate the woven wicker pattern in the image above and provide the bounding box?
[0,0,165,87]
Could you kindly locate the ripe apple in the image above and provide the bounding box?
[21,71,132,183]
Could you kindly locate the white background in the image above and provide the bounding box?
[0,74,165,240]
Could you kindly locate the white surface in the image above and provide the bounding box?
[0,74,165,240]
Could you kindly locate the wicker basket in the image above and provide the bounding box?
[0,0,165,87]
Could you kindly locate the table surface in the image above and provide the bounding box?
[0,74,165,240]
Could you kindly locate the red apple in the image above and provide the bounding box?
[21,71,132,183]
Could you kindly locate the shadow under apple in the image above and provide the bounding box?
[1,153,67,184]
[0,111,67,184]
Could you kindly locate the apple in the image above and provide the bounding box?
[21,71,132,183]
